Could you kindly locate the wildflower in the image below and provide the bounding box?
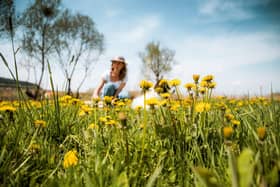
[105,119,117,126]
[199,87,206,95]
[63,150,78,169]
[184,83,195,91]
[231,120,240,127]
[104,96,113,105]
[139,80,153,91]
[170,103,180,111]
[200,81,208,88]
[208,82,216,89]
[88,123,99,129]
[192,74,200,83]
[202,75,214,82]
[146,97,159,108]
[160,93,171,99]
[225,113,234,122]
[34,120,47,128]
[29,143,40,153]
[170,79,181,86]
[155,87,163,94]
[257,127,266,141]
[0,105,16,112]
[223,127,233,139]
[195,102,211,113]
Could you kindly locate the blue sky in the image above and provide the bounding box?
[1,0,280,96]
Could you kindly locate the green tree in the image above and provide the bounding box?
[139,41,176,82]
[53,9,104,96]
[19,0,62,98]
[0,0,20,85]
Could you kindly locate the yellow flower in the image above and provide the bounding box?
[146,97,159,107]
[223,127,233,139]
[202,75,214,82]
[105,119,117,126]
[63,150,78,169]
[139,80,153,91]
[184,83,195,91]
[160,93,171,99]
[88,123,99,129]
[199,87,206,95]
[195,102,211,113]
[257,127,266,141]
[200,81,208,88]
[104,96,113,105]
[170,79,181,86]
[34,120,47,128]
[0,105,16,112]
[225,113,234,122]
[231,119,240,127]
[192,74,200,83]
[208,82,216,89]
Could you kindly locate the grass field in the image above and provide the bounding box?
[0,75,279,186]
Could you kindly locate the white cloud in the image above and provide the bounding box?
[198,0,255,21]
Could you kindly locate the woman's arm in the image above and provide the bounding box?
[92,79,105,99]
[114,82,126,98]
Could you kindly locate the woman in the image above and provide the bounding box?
[92,56,129,99]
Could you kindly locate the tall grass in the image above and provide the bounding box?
[0,77,279,186]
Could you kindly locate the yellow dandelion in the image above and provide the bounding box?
[184,83,195,91]
[257,127,266,141]
[88,123,99,129]
[155,87,163,94]
[139,80,153,91]
[200,80,208,88]
[223,127,233,139]
[34,120,47,128]
[199,87,206,95]
[208,82,216,89]
[192,74,200,83]
[103,96,113,105]
[202,75,214,82]
[195,102,211,113]
[105,119,117,126]
[170,79,181,86]
[231,119,240,127]
[0,105,16,112]
[146,97,159,107]
[225,113,234,122]
[160,93,171,99]
[63,150,78,169]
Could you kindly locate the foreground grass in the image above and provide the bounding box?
[0,81,280,186]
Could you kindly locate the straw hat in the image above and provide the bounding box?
[111,56,126,63]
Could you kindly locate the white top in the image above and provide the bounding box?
[102,70,127,88]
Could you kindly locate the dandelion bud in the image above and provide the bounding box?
[192,74,200,83]
[223,126,233,139]
[257,127,266,141]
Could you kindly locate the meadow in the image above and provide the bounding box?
[0,75,279,187]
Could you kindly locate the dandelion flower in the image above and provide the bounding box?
[88,123,99,129]
[257,127,266,141]
[0,105,16,112]
[195,102,211,113]
[139,80,153,91]
[63,150,78,169]
[34,120,47,128]
[170,79,181,86]
[184,83,195,91]
[231,120,240,127]
[202,75,214,82]
[223,127,233,139]
[192,74,200,83]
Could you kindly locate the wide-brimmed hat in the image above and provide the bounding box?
[111,56,126,63]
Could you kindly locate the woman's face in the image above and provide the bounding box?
[111,62,124,77]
